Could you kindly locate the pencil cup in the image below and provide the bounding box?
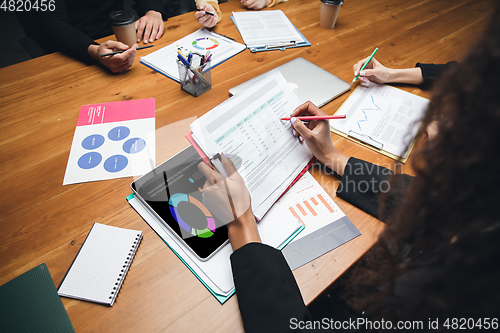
[320,0,343,29]
[177,59,212,97]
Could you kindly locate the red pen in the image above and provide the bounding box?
[280,115,346,121]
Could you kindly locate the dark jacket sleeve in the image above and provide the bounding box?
[415,62,457,90]
[231,243,326,333]
[336,157,413,221]
[31,0,99,65]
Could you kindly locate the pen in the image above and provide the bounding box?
[177,54,210,86]
[197,8,215,16]
[100,45,155,57]
[281,115,347,121]
[351,47,379,83]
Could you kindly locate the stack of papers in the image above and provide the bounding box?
[190,70,314,221]
[128,192,304,303]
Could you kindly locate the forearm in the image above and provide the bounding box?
[227,210,261,252]
[269,0,288,6]
[319,149,350,177]
[386,67,423,85]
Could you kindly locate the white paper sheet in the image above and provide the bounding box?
[330,83,429,158]
[190,70,313,220]
[140,28,246,82]
[232,10,304,47]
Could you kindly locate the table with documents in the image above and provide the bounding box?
[0,0,494,331]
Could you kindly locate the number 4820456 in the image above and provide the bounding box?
[1,0,55,11]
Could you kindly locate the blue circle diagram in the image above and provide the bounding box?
[104,155,128,172]
[78,152,102,169]
[123,138,146,154]
[108,126,130,141]
[81,134,105,150]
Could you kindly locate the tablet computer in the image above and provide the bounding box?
[131,146,229,261]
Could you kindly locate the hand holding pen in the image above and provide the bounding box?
[195,3,218,28]
[352,47,379,84]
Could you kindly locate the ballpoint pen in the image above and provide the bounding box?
[351,47,379,83]
[281,115,346,121]
[100,45,154,57]
[177,53,210,86]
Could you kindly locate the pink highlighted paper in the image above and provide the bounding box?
[63,98,156,185]
[77,98,155,126]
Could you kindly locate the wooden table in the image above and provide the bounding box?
[0,0,494,331]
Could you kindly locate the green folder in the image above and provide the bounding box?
[0,263,75,333]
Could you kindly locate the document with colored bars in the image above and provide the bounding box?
[280,172,361,270]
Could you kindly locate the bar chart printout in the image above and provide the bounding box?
[274,172,348,241]
[278,172,361,270]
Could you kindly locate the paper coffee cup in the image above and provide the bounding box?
[109,11,136,47]
[320,0,343,29]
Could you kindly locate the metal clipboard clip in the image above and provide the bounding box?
[265,41,296,51]
[347,130,384,150]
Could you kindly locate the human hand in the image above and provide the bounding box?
[135,10,164,44]
[90,41,137,73]
[195,3,218,28]
[290,101,350,176]
[423,119,439,140]
[352,57,391,86]
[241,0,272,10]
[198,154,260,251]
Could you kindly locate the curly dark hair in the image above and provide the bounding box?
[342,4,500,329]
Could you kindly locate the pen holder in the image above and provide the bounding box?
[177,59,212,97]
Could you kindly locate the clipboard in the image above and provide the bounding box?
[230,13,311,52]
[330,84,427,163]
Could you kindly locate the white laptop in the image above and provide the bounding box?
[229,57,351,107]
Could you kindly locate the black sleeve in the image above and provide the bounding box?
[415,61,457,90]
[231,243,327,333]
[336,157,413,221]
[35,0,98,65]
[135,0,168,18]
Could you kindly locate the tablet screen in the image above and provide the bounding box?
[131,146,228,260]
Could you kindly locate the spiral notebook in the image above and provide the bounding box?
[57,223,142,306]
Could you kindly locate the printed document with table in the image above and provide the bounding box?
[190,70,314,221]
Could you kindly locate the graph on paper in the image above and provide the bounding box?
[330,83,429,159]
[356,94,382,131]
[273,172,346,241]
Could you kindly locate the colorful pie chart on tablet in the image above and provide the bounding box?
[168,193,216,238]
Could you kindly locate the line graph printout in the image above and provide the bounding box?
[330,83,429,159]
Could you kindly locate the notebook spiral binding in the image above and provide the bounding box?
[109,232,143,303]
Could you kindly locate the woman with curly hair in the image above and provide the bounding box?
[198,3,500,332]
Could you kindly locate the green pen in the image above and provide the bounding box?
[352,47,379,83]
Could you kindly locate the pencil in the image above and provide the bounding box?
[100,45,155,57]
[351,47,379,83]
[281,115,346,121]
